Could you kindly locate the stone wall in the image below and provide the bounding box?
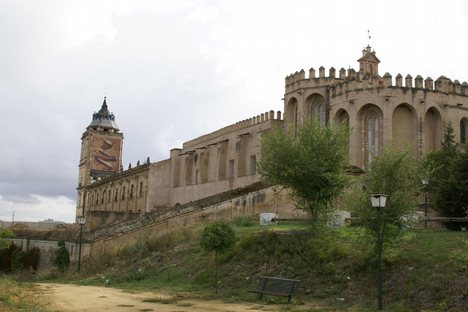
[87,186,301,257]
[8,186,300,271]
[167,117,283,207]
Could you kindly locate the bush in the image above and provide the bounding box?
[11,249,26,272]
[0,229,15,249]
[24,247,41,271]
[54,241,70,273]
[0,243,20,272]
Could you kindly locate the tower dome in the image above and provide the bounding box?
[88,97,119,131]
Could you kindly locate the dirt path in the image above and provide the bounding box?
[37,283,281,312]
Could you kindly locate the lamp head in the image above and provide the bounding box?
[370,193,388,208]
[77,215,86,225]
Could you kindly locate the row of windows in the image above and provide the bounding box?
[227,155,256,178]
[88,181,144,206]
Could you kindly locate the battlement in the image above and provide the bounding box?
[285,66,359,90]
[285,66,468,97]
[183,110,283,149]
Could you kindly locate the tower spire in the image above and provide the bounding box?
[88,97,119,131]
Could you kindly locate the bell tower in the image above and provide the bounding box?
[76,97,123,218]
[358,45,380,75]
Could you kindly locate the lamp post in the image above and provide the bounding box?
[77,215,86,273]
[422,179,429,229]
[370,193,388,311]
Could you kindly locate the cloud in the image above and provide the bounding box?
[0,194,75,223]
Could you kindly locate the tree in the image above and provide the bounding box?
[348,145,421,242]
[54,241,70,273]
[258,119,349,227]
[425,124,468,224]
[200,221,236,294]
[0,229,15,249]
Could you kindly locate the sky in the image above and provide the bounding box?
[1,0,468,223]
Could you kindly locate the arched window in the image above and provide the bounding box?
[306,94,326,126]
[285,98,298,137]
[313,103,326,126]
[392,104,417,154]
[424,107,442,152]
[334,109,349,126]
[359,104,383,168]
[366,114,380,164]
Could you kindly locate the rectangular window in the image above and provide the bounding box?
[122,187,126,200]
[250,155,257,175]
[228,159,235,178]
[139,182,143,197]
[461,120,466,144]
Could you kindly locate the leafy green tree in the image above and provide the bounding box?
[0,229,15,249]
[54,241,70,273]
[348,145,421,242]
[200,221,236,294]
[258,119,349,228]
[425,124,468,223]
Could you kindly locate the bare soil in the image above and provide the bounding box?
[37,283,281,312]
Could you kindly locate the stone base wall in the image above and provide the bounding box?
[88,186,303,257]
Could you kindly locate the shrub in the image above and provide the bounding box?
[54,241,70,273]
[24,247,41,271]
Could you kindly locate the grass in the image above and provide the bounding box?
[0,275,47,311]
[29,222,468,311]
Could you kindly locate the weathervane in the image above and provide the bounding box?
[368,29,372,46]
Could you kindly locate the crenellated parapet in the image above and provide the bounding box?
[285,66,362,94]
[285,65,468,98]
[183,110,283,149]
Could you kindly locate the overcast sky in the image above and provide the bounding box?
[1,0,468,223]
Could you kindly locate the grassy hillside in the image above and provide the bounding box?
[40,220,468,311]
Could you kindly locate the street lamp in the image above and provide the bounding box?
[370,193,388,311]
[77,215,86,273]
[422,179,429,229]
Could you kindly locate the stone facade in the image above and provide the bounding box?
[76,46,468,225]
[284,46,468,169]
[77,99,283,223]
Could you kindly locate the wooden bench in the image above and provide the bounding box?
[249,276,301,303]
